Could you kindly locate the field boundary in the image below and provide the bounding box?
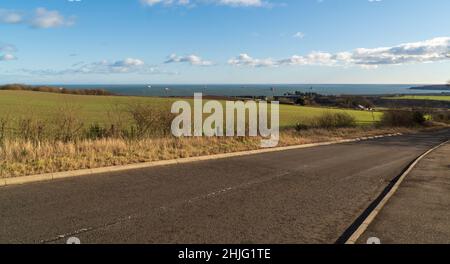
[0,133,402,188]
[342,139,449,244]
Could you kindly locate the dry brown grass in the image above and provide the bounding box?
[0,126,423,178]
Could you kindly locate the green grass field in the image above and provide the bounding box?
[0,90,382,128]
[384,95,450,102]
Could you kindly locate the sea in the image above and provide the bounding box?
[54,84,449,97]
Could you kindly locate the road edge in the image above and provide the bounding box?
[343,139,449,244]
[1,133,402,188]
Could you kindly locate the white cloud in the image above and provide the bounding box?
[0,53,17,61]
[141,0,268,7]
[31,8,75,28]
[0,43,18,62]
[229,37,450,69]
[348,37,450,66]
[165,54,214,66]
[72,58,147,73]
[112,58,145,67]
[227,53,277,67]
[141,0,190,6]
[18,58,176,75]
[293,32,305,39]
[1,8,75,28]
[228,52,336,67]
[0,9,23,24]
[218,0,265,7]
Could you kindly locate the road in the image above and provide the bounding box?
[0,129,449,244]
[358,141,450,244]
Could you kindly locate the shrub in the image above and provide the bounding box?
[53,104,84,142]
[412,111,426,124]
[0,116,10,147]
[17,118,47,144]
[431,111,450,124]
[314,112,356,129]
[126,104,174,138]
[295,122,309,131]
[380,110,426,127]
[86,123,108,139]
[0,84,114,96]
[296,112,356,130]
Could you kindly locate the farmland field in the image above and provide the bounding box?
[0,90,382,128]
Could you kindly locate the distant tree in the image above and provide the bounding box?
[0,84,114,96]
[447,80,450,86]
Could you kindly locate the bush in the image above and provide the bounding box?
[0,84,114,96]
[296,112,356,130]
[412,111,426,124]
[127,104,174,138]
[431,111,450,124]
[314,112,356,129]
[53,104,84,142]
[86,123,108,139]
[17,118,47,143]
[295,122,309,131]
[0,116,10,147]
[0,102,175,143]
[380,110,426,127]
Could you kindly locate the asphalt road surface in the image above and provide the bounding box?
[358,141,450,244]
[0,129,449,244]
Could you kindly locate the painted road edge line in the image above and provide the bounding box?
[1,133,403,188]
[344,139,450,244]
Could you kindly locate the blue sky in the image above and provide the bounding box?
[0,0,449,84]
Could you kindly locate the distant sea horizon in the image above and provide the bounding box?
[32,84,450,97]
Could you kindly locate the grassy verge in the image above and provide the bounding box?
[0,126,431,178]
